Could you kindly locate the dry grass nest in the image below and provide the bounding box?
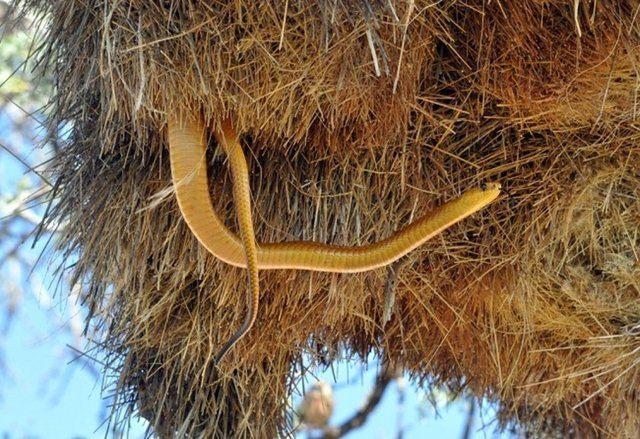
[13,0,640,437]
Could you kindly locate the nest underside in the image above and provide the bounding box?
[13,0,640,437]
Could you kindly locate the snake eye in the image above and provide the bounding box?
[480,182,501,193]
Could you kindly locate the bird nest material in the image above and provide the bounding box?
[13,0,640,437]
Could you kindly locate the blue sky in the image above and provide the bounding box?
[0,111,506,438]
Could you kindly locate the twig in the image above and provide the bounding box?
[0,141,52,186]
[574,0,582,38]
[365,28,381,77]
[460,399,476,439]
[323,361,400,438]
[382,261,401,325]
[392,0,414,94]
[278,0,289,50]
[396,374,406,439]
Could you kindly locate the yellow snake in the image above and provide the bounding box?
[167,114,501,364]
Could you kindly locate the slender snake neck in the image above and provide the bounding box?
[167,113,501,365]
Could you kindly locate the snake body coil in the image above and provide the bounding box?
[168,114,501,363]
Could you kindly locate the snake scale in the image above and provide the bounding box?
[168,114,501,364]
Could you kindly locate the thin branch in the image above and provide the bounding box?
[396,374,406,439]
[323,362,400,438]
[461,399,476,439]
[382,261,403,325]
[0,141,52,186]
